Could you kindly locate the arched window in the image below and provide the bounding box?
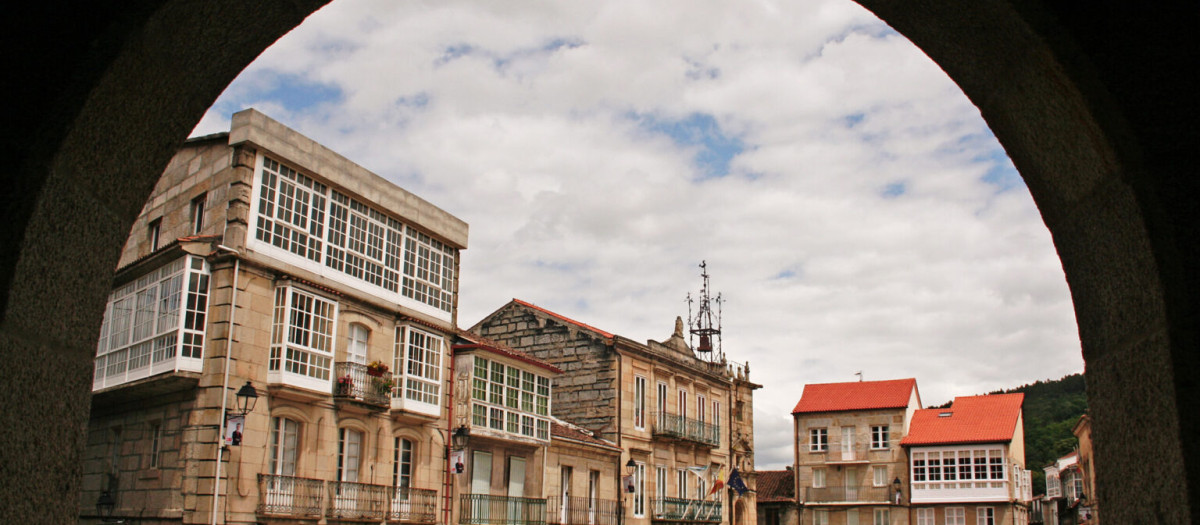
[269,417,300,476]
[338,428,364,482]
[348,324,369,365]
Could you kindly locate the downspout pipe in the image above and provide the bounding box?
[211,245,241,525]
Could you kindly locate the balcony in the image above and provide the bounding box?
[815,443,876,464]
[547,496,620,525]
[329,480,391,521]
[390,487,439,523]
[257,474,325,518]
[334,361,391,408]
[804,485,891,504]
[652,412,719,447]
[460,494,548,525]
[651,498,722,522]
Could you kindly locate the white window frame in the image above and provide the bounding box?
[976,507,995,525]
[268,416,300,477]
[678,388,688,419]
[871,425,889,449]
[394,437,414,489]
[148,218,161,251]
[809,428,828,452]
[813,510,829,525]
[657,382,668,420]
[634,376,647,430]
[396,326,443,410]
[677,469,688,499]
[347,323,369,365]
[633,462,646,518]
[812,468,826,488]
[467,354,552,442]
[190,193,206,234]
[945,507,965,525]
[873,465,888,487]
[268,284,336,392]
[338,428,363,482]
[916,508,935,525]
[697,394,706,424]
[873,508,890,525]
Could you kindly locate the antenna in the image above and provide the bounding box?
[855,371,863,382]
[688,261,724,366]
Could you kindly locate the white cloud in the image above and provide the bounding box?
[195,0,1084,469]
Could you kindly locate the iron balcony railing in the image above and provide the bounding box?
[334,361,391,407]
[328,479,390,520]
[652,412,719,447]
[460,494,547,525]
[390,486,439,523]
[257,474,325,518]
[651,497,722,522]
[546,496,620,525]
[804,485,891,503]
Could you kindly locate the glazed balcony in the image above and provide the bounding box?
[652,412,719,447]
[460,494,547,525]
[333,361,391,408]
[546,496,620,525]
[257,474,325,519]
[650,498,722,522]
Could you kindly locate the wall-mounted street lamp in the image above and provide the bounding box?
[95,490,124,523]
[452,425,470,450]
[626,458,637,476]
[235,380,258,416]
[892,477,903,505]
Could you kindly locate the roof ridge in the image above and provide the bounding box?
[513,299,614,339]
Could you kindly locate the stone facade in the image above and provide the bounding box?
[472,300,760,525]
[79,109,467,524]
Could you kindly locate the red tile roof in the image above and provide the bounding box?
[513,299,614,339]
[550,421,621,452]
[901,393,1024,446]
[454,330,563,374]
[754,470,796,503]
[791,378,919,414]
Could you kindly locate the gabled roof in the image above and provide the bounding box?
[454,330,563,374]
[512,299,614,339]
[901,393,1024,446]
[754,470,796,503]
[791,378,919,414]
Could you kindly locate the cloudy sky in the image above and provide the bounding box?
[192,0,1083,469]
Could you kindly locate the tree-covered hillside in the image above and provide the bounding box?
[929,373,1087,495]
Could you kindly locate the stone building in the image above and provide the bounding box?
[792,378,921,525]
[470,294,760,525]
[80,109,467,524]
[755,469,799,525]
[902,394,1033,525]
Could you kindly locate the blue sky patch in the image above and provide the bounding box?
[842,113,865,128]
[246,73,343,113]
[978,149,1023,192]
[882,181,907,198]
[771,266,803,280]
[636,112,744,179]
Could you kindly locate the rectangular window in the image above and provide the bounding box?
[468,355,552,441]
[929,455,942,482]
[148,218,161,251]
[656,466,667,513]
[916,509,935,525]
[253,156,459,314]
[873,466,887,487]
[809,428,828,452]
[678,389,688,418]
[397,326,443,405]
[812,468,826,488]
[944,455,958,481]
[190,193,206,234]
[871,425,889,449]
[149,423,162,468]
[873,509,890,525]
[269,417,300,476]
[713,400,721,430]
[989,451,1004,480]
[913,452,927,482]
[338,428,363,482]
[677,469,688,499]
[634,376,646,430]
[945,507,965,525]
[813,510,829,525]
[657,382,668,418]
[269,285,335,386]
[634,462,645,518]
[973,451,988,480]
[394,437,413,489]
[697,394,706,423]
[976,507,995,525]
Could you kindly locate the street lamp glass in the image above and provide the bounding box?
[235,381,258,415]
[625,458,637,475]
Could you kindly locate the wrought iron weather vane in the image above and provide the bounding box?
[687,261,724,366]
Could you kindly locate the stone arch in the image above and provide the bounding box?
[0,1,1196,523]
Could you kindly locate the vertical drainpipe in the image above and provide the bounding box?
[211,246,241,525]
[444,346,457,525]
[612,336,624,523]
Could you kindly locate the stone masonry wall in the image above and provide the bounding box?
[475,306,618,439]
